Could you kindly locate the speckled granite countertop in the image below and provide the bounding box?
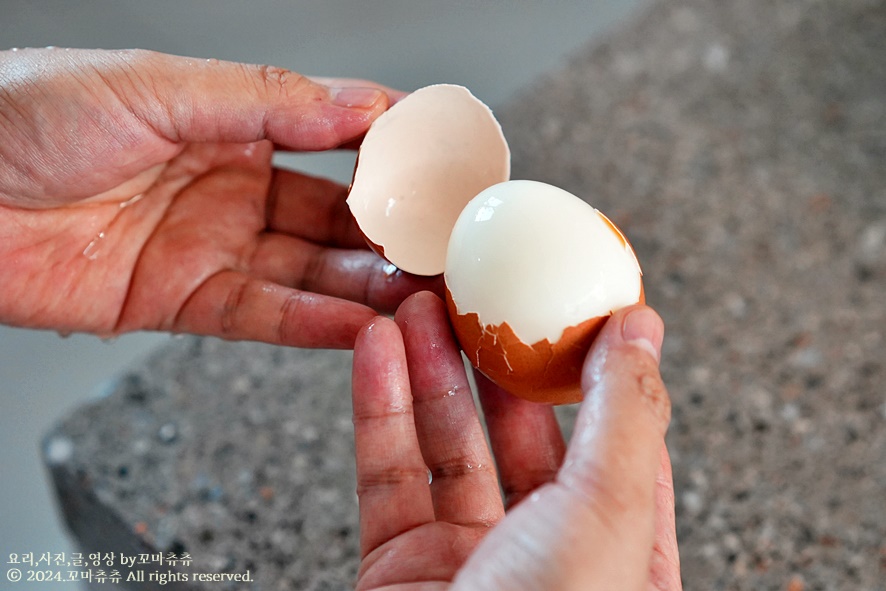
[499,1,885,588]
[45,0,886,589]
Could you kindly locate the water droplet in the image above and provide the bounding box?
[119,192,144,209]
[205,58,219,65]
[426,468,433,484]
[444,388,458,398]
[83,231,106,260]
[11,47,19,52]
[81,193,143,261]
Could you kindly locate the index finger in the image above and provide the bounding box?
[352,316,435,557]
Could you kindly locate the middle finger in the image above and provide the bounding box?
[248,233,444,313]
[395,292,504,527]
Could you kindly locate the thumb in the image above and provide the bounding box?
[451,305,673,591]
[1,48,392,206]
[557,304,671,587]
[116,49,390,149]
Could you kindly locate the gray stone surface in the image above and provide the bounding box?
[44,0,886,589]
[45,341,359,590]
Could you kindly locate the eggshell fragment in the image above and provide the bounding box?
[347,84,510,276]
[444,180,644,405]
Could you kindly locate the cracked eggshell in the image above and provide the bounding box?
[346,84,510,276]
[444,180,644,405]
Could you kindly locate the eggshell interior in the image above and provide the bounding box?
[347,84,510,276]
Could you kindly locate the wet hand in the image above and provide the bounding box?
[352,292,681,590]
[0,48,438,346]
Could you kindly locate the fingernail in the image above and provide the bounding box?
[622,307,664,363]
[328,86,385,109]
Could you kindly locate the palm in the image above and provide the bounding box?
[0,140,419,346]
[119,143,279,336]
[2,143,242,328]
[357,523,486,590]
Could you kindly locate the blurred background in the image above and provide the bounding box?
[0,0,647,586]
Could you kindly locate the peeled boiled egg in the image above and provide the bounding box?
[444,180,643,404]
[347,84,643,404]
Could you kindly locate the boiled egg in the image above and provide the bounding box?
[347,85,643,404]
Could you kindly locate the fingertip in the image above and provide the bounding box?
[582,304,664,390]
[357,314,396,344]
[392,294,415,329]
[393,290,443,330]
[579,305,672,438]
[357,314,383,336]
[620,305,664,364]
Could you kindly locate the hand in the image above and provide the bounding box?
[352,291,681,590]
[0,48,438,347]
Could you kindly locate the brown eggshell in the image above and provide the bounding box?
[445,283,645,405]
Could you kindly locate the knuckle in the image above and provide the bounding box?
[250,64,307,99]
[430,454,495,482]
[356,465,428,496]
[352,404,411,426]
[220,277,251,336]
[277,291,309,344]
